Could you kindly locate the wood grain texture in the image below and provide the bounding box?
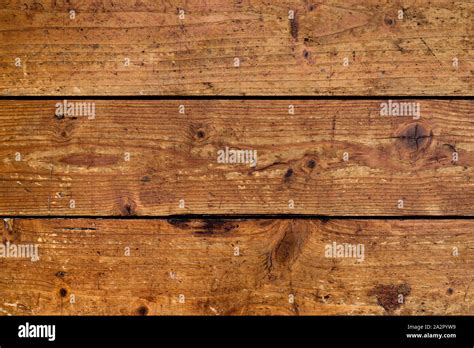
[0,218,472,315]
[1,99,473,216]
[0,0,472,96]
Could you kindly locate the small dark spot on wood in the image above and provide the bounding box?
[59,288,68,297]
[141,176,150,183]
[284,168,294,179]
[307,159,316,168]
[384,17,395,26]
[308,4,315,11]
[55,271,67,278]
[303,50,310,59]
[136,305,148,316]
[447,288,454,295]
[189,124,209,142]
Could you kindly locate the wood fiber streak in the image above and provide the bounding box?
[0,0,472,95]
[0,218,472,315]
[0,99,473,216]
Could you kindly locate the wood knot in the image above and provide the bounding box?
[395,122,433,152]
[189,123,209,143]
[119,198,137,216]
[384,17,395,26]
[268,222,310,275]
[59,288,68,298]
[196,130,205,139]
[53,119,76,143]
[136,305,149,316]
[307,159,316,169]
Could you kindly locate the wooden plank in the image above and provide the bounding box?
[0,99,473,216]
[0,0,472,96]
[0,218,472,315]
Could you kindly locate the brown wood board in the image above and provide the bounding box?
[0,0,472,96]
[0,218,472,315]
[0,99,472,216]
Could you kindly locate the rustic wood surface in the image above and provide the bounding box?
[0,99,472,216]
[0,0,472,96]
[0,218,472,315]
